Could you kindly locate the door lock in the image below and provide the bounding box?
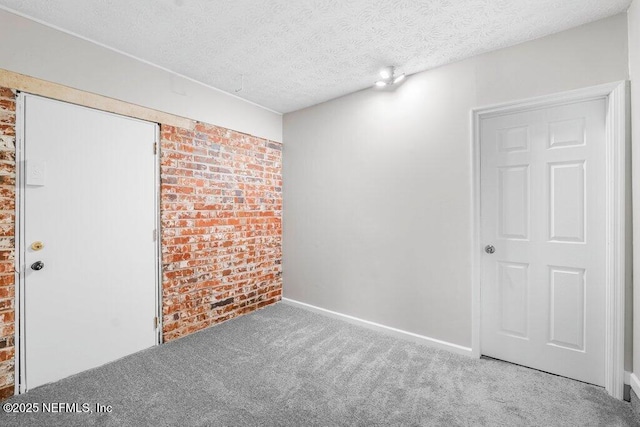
[484,245,496,254]
[30,261,44,271]
[31,241,44,251]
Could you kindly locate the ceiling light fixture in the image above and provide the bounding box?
[374,66,406,89]
[379,66,393,80]
[393,74,406,84]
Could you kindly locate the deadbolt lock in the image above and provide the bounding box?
[31,241,44,251]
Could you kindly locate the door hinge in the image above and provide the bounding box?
[153,142,158,155]
[154,316,158,329]
[153,229,157,241]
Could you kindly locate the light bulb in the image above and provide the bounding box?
[393,74,405,84]
[375,81,387,87]
[379,66,393,80]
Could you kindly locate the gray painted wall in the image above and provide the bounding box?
[283,14,630,364]
[0,9,282,142]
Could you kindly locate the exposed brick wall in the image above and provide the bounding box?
[0,88,16,400]
[0,87,283,398]
[160,124,282,341]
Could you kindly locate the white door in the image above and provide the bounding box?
[21,94,158,390]
[480,98,606,386]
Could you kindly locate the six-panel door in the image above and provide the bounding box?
[480,99,607,386]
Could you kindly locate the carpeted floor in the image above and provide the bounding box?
[0,302,637,426]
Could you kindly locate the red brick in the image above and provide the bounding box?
[0,347,14,362]
[0,384,13,399]
[0,100,14,113]
[160,122,281,340]
[0,88,15,99]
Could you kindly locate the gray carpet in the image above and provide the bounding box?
[0,303,637,426]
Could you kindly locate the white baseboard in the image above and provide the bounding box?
[630,373,640,397]
[281,298,473,357]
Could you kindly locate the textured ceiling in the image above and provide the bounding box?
[0,0,632,113]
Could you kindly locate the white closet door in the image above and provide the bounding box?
[480,98,606,386]
[22,94,158,389]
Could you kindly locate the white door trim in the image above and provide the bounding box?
[470,81,628,399]
[153,125,163,345]
[13,92,163,394]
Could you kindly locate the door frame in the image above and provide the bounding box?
[471,81,628,399]
[13,92,163,394]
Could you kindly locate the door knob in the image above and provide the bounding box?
[484,245,496,254]
[30,261,44,271]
